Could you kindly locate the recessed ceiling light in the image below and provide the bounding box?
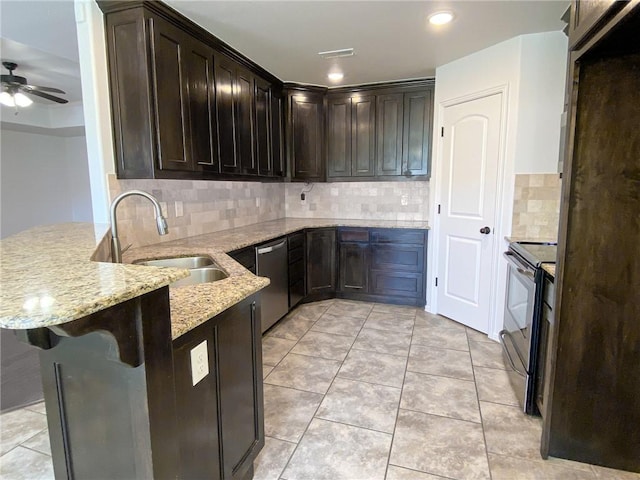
[328,72,344,82]
[428,11,454,25]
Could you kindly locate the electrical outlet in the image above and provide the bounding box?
[401,194,409,206]
[256,198,260,207]
[190,340,209,386]
[160,202,168,215]
[175,201,184,217]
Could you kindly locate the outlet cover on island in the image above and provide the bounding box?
[190,340,209,386]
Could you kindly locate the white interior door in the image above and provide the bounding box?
[437,93,502,332]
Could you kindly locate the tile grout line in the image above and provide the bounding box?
[271,301,375,479]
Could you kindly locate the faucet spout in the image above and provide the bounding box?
[110,190,168,263]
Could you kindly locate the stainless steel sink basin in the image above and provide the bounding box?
[172,267,229,287]
[134,256,215,269]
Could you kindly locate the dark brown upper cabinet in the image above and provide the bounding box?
[287,87,326,182]
[270,88,286,177]
[402,89,433,177]
[327,95,351,178]
[255,77,271,176]
[568,0,625,50]
[376,93,404,176]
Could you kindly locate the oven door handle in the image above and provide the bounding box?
[504,251,536,279]
[499,330,527,376]
[516,267,535,279]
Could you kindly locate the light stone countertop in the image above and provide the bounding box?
[542,264,556,278]
[0,223,189,330]
[0,218,428,339]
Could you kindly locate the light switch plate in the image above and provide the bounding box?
[190,340,209,386]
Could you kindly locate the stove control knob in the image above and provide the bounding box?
[480,226,491,234]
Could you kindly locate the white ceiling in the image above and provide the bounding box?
[0,0,568,106]
[165,0,569,86]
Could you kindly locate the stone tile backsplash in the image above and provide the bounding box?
[108,175,430,248]
[285,181,430,221]
[108,175,285,248]
[511,174,561,240]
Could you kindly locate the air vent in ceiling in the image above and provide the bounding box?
[317,48,355,59]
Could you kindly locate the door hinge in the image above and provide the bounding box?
[437,204,441,214]
[441,127,444,137]
[435,277,438,287]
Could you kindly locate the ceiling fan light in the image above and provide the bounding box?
[0,91,16,107]
[14,92,33,107]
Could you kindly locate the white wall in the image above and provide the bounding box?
[0,129,93,238]
[428,32,567,339]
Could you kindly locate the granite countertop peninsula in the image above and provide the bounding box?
[0,223,188,330]
[126,217,429,338]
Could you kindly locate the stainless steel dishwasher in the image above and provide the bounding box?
[256,237,289,333]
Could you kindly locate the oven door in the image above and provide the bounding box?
[502,251,536,372]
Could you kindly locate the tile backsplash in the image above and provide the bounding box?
[285,181,430,221]
[107,175,285,248]
[511,173,562,240]
[108,175,431,248]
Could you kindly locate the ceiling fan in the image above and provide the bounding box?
[0,61,68,107]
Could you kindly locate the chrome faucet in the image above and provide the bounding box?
[110,190,168,263]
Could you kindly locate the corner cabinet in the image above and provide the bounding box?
[287,87,327,182]
[173,295,264,480]
[326,81,434,181]
[305,228,336,297]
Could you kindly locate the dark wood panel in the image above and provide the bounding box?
[370,270,423,298]
[370,244,424,273]
[327,96,351,178]
[402,89,433,176]
[376,93,404,176]
[255,77,272,176]
[306,228,336,294]
[288,231,304,250]
[236,68,256,175]
[270,89,286,177]
[352,94,376,176]
[289,90,325,182]
[370,228,426,245]
[339,243,369,293]
[338,228,369,243]
[218,300,264,478]
[186,38,218,171]
[173,325,221,479]
[215,56,239,173]
[229,247,256,274]
[544,51,640,472]
[150,16,191,171]
[106,9,155,178]
[569,0,622,49]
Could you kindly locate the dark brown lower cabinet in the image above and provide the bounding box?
[173,295,264,480]
[288,232,305,308]
[338,228,370,294]
[306,228,336,298]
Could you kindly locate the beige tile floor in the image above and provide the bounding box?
[1,299,639,480]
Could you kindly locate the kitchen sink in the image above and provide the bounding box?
[171,267,229,287]
[133,256,215,269]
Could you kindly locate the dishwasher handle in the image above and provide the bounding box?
[256,240,287,255]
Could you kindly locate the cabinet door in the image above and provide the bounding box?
[402,89,433,177]
[236,67,256,175]
[290,92,325,181]
[339,242,369,293]
[255,77,272,176]
[306,228,336,294]
[214,57,239,173]
[271,89,286,177]
[352,94,376,177]
[218,299,264,479]
[185,39,218,172]
[327,96,351,178]
[149,16,192,171]
[376,93,404,176]
[568,0,622,49]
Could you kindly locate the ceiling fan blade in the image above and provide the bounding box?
[21,88,68,104]
[23,84,66,94]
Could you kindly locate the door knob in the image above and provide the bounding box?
[480,226,491,234]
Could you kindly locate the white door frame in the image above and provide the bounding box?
[427,84,512,340]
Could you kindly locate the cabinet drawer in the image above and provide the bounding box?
[370,244,425,273]
[338,228,369,243]
[543,277,555,308]
[370,270,423,298]
[288,232,304,250]
[370,228,425,245]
